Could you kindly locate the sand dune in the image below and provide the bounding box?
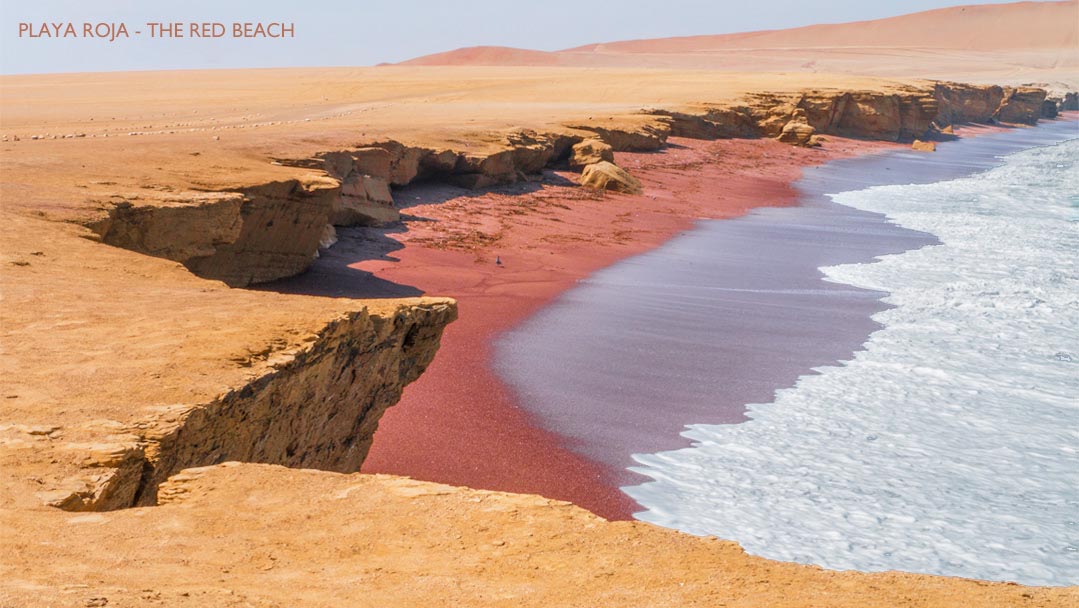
[569,0,1077,53]
[400,1,1079,87]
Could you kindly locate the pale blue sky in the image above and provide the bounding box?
[0,0,1051,74]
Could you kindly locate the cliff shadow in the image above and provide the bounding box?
[254,171,581,299]
[253,224,424,299]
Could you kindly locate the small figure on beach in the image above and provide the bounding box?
[495,256,503,266]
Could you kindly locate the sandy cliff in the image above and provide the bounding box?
[12,76,1053,289]
[0,209,456,512]
[2,47,1076,606]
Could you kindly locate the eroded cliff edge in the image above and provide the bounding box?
[78,82,1062,289]
[3,79,1063,514]
[0,211,456,512]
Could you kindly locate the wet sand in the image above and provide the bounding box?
[495,118,1079,510]
[324,136,896,520]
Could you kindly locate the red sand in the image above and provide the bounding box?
[359,136,896,520]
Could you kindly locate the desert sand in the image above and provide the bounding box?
[403,0,1079,88]
[2,1,1078,605]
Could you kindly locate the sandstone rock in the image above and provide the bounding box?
[940,125,955,135]
[833,93,904,141]
[777,120,817,146]
[759,90,935,142]
[351,147,392,178]
[933,83,1005,125]
[1063,92,1079,111]
[505,130,561,173]
[54,300,457,511]
[648,107,761,139]
[419,149,460,176]
[911,140,936,152]
[86,177,340,287]
[1041,99,1059,119]
[568,121,670,151]
[451,151,516,189]
[995,87,1047,125]
[579,161,642,194]
[568,139,614,169]
[373,141,427,185]
[320,151,356,179]
[777,109,819,146]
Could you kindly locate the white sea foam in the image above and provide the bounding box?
[624,138,1079,586]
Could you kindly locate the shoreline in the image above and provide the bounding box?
[491,120,1072,491]
[340,135,901,520]
[625,115,1079,584]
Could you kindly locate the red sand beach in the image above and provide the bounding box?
[347,136,898,520]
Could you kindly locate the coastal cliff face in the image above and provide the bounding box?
[649,83,1057,153]
[43,299,456,512]
[55,82,1063,511]
[76,81,1064,291]
[86,177,340,287]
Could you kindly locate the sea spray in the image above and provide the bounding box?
[625,137,1079,586]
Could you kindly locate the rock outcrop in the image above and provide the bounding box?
[911,140,936,152]
[646,106,762,139]
[579,161,643,194]
[86,178,339,287]
[83,81,1055,289]
[745,89,939,142]
[1063,92,1079,111]
[777,109,818,146]
[320,148,399,226]
[42,299,457,511]
[569,139,615,169]
[932,83,1005,126]
[995,86,1048,124]
[566,121,670,151]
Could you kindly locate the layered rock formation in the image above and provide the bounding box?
[776,108,818,146]
[86,178,339,287]
[8,293,455,513]
[568,139,615,169]
[52,300,455,511]
[73,80,1063,293]
[1,204,456,514]
[661,82,1062,150]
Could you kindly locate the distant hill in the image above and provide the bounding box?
[397,0,1078,82]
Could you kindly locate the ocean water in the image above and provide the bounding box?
[625,134,1079,585]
